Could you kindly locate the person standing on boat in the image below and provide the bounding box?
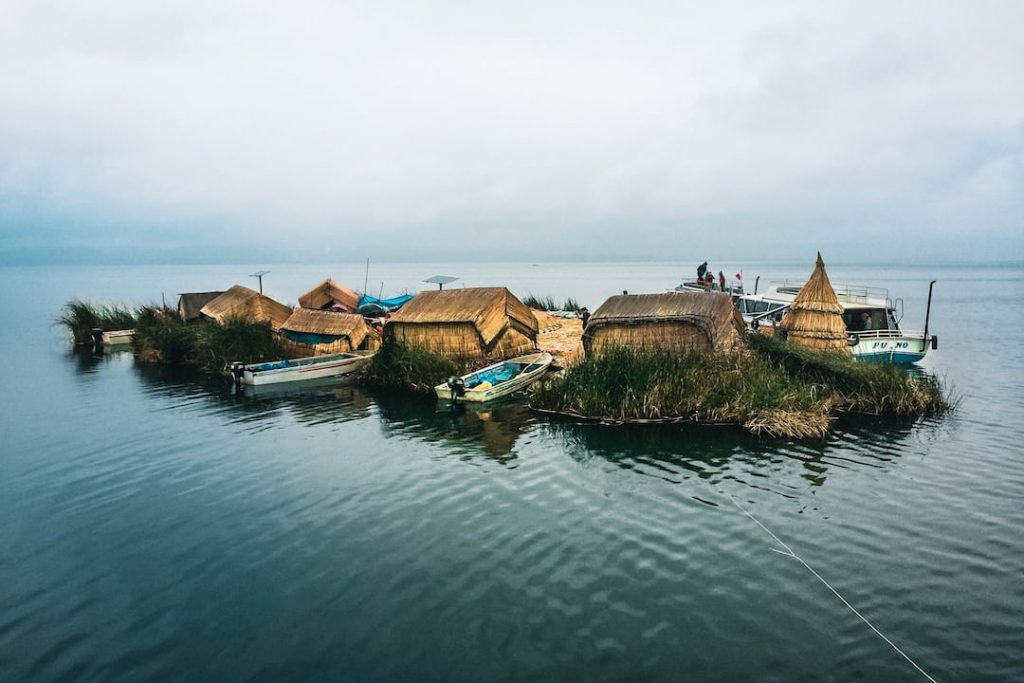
[697,261,708,281]
[718,270,726,291]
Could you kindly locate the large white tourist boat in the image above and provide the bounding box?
[738,281,938,365]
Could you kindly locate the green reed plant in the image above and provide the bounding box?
[522,293,582,312]
[361,339,462,391]
[745,333,950,415]
[193,316,283,374]
[133,305,199,364]
[533,346,826,425]
[57,299,139,343]
[561,297,581,312]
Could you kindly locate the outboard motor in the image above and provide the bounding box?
[90,327,105,352]
[447,376,466,401]
[229,361,245,390]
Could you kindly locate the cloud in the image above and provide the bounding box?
[1,0,1022,263]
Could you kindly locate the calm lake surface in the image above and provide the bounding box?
[1,262,1022,682]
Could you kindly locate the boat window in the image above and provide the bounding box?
[845,309,888,331]
[743,300,771,314]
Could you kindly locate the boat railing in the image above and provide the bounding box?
[849,328,925,340]
[677,279,746,296]
[772,280,890,305]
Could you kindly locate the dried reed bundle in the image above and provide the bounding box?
[780,253,851,354]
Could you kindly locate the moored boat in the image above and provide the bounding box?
[435,352,553,402]
[231,351,374,386]
[739,281,938,365]
[91,328,135,346]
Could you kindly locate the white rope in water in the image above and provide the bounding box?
[726,494,939,683]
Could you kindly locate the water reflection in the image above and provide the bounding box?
[67,346,131,374]
[373,391,533,462]
[548,415,924,489]
[73,351,933,477]
[130,360,374,427]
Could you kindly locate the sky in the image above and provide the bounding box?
[0,0,1022,264]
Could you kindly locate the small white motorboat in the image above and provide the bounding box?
[231,351,374,386]
[435,352,553,403]
[103,329,135,345]
[90,328,134,346]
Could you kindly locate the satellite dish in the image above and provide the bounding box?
[423,275,459,290]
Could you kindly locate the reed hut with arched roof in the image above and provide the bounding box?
[779,253,852,354]
[298,278,361,312]
[199,285,292,331]
[384,287,538,361]
[279,308,380,356]
[583,291,744,356]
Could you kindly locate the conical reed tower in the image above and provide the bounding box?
[779,253,851,354]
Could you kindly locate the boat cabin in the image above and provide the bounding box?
[841,307,899,333]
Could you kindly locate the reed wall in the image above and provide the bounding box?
[585,321,714,356]
[386,322,534,360]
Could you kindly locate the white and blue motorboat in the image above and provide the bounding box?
[435,352,553,403]
[230,351,374,386]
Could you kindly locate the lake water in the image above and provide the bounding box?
[1,262,1022,682]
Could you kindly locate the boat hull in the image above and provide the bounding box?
[241,353,371,386]
[102,329,135,345]
[851,336,929,365]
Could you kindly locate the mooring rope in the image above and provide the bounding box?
[726,494,939,683]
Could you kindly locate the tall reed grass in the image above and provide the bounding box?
[361,339,462,391]
[133,306,198,364]
[522,294,582,312]
[746,333,950,415]
[57,300,139,343]
[533,347,828,431]
[193,316,284,374]
[533,338,951,437]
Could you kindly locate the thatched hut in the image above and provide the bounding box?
[199,285,292,331]
[779,253,852,354]
[279,309,380,356]
[177,291,224,323]
[298,278,361,312]
[583,291,745,356]
[385,287,538,360]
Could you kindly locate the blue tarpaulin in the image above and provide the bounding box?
[357,293,414,315]
[281,330,342,345]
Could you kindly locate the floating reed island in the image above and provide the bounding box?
[57,255,951,438]
[532,259,951,438]
[531,336,950,438]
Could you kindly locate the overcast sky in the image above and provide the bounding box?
[1,0,1021,264]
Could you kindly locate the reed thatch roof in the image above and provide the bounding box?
[177,291,224,322]
[389,287,538,345]
[199,285,292,331]
[298,278,360,312]
[585,291,745,353]
[780,253,852,354]
[280,309,376,348]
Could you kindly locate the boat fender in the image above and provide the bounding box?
[931,336,938,350]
